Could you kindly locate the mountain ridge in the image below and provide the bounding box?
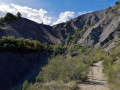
[1,6,120,47]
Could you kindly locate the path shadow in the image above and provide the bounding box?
[83,80,106,86]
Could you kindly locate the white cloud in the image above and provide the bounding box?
[0,3,92,25]
[0,3,52,24]
[53,11,75,25]
[78,11,92,15]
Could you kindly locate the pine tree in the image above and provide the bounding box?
[16,12,22,18]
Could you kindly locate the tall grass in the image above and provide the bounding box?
[103,44,120,90]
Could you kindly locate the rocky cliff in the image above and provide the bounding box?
[0,52,49,90]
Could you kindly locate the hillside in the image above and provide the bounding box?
[0,17,60,44]
[1,7,120,47]
[51,6,120,47]
[1,2,120,90]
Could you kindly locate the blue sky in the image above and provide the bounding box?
[0,0,119,25]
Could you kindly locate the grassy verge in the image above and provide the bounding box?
[103,44,120,90]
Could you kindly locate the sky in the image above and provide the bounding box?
[0,0,119,25]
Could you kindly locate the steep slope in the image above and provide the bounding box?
[51,7,120,47]
[52,9,107,38]
[0,18,60,44]
[78,9,120,46]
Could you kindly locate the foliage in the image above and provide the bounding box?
[91,48,106,61]
[22,80,29,90]
[72,29,80,44]
[103,44,120,90]
[67,33,72,41]
[52,43,64,55]
[36,55,88,83]
[16,12,22,18]
[22,45,107,90]
[0,36,50,52]
[115,1,120,5]
[4,13,17,23]
[0,12,22,25]
[70,25,93,44]
[67,44,88,57]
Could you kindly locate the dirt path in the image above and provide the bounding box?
[79,61,109,90]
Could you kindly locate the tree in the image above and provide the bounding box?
[115,1,119,5]
[53,43,63,55]
[108,7,112,10]
[67,33,72,41]
[4,13,17,23]
[16,12,22,18]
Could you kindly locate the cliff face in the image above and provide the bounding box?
[0,52,49,90]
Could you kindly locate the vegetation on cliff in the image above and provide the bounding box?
[0,36,50,52]
[103,44,120,90]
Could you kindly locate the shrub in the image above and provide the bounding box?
[22,80,29,90]
[67,33,72,41]
[103,44,120,90]
[36,55,88,83]
[53,43,63,55]
[0,36,50,52]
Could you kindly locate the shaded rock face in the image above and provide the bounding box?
[0,52,48,90]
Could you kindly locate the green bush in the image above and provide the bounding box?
[53,43,64,55]
[103,44,120,90]
[0,36,50,52]
[67,34,72,41]
[36,55,88,83]
[22,80,29,90]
